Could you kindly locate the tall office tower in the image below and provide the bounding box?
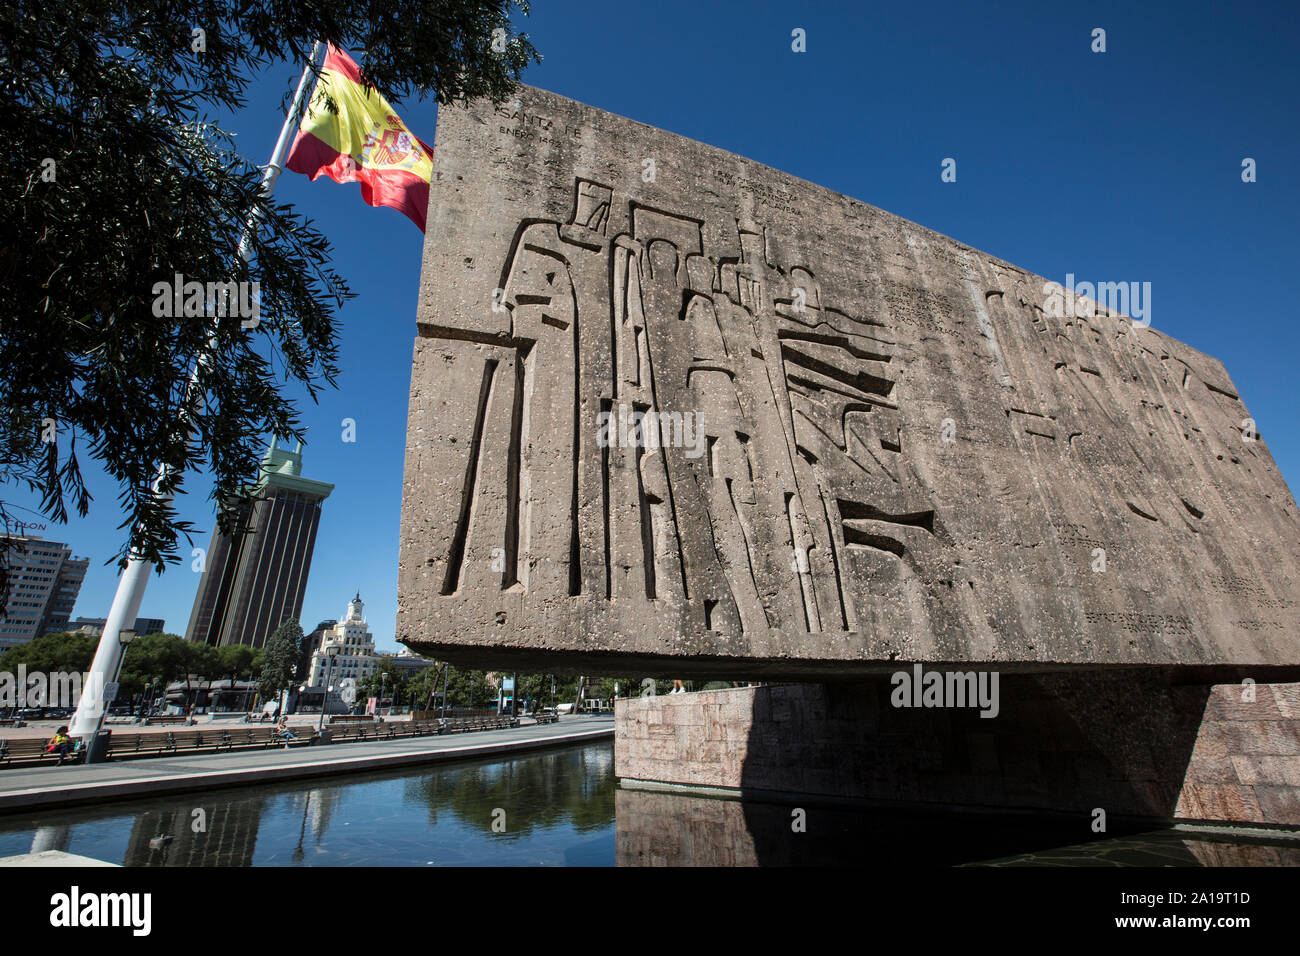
[0,536,89,648]
[184,439,334,648]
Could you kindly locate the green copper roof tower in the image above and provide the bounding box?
[185,438,334,648]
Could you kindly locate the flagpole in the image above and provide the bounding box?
[70,42,324,751]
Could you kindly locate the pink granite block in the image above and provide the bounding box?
[1251,785,1300,825]
[1182,784,1263,823]
[1229,754,1300,787]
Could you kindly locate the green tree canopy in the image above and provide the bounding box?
[0,0,540,607]
[355,656,409,707]
[259,619,304,701]
[406,664,498,710]
[0,630,98,675]
[117,632,219,703]
[214,643,262,682]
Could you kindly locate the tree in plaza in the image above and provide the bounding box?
[447,668,499,709]
[405,664,497,711]
[215,643,263,686]
[586,675,631,701]
[180,641,221,713]
[0,0,541,610]
[355,656,409,710]
[205,642,262,710]
[0,631,98,677]
[258,619,304,711]
[406,665,442,711]
[118,633,178,712]
[0,630,97,709]
[116,633,217,714]
[517,673,578,712]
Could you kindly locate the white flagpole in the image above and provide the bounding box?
[71,42,324,750]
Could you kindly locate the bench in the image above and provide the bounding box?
[330,719,444,742]
[531,713,559,725]
[0,737,83,767]
[0,718,27,727]
[104,725,317,760]
[276,726,317,748]
[107,729,218,758]
[325,721,384,743]
[439,716,516,734]
[310,719,444,746]
[144,715,189,726]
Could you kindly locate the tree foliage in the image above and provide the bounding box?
[0,0,540,607]
[354,655,409,707]
[0,630,257,712]
[405,663,499,710]
[116,631,208,705]
[258,618,303,701]
[214,642,262,682]
[0,630,98,674]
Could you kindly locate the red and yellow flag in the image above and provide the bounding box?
[286,46,433,231]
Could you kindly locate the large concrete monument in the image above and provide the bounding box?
[397,86,1299,680]
[397,87,1300,831]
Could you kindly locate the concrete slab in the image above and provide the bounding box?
[397,86,1300,679]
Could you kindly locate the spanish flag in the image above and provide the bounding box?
[286,46,433,231]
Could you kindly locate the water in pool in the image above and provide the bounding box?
[0,742,617,867]
[1,741,1293,866]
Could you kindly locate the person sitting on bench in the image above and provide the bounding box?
[46,726,73,765]
[275,717,297,742]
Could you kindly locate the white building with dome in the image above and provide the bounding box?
[306,593,379,690]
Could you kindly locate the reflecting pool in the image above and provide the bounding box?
[0,741,1294,866]
[0,743,616,866]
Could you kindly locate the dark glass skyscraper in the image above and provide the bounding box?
[185,440,333,648]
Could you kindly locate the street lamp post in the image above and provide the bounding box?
[108,629,135,720]
[111,629,135,687]
[317,645,340,735]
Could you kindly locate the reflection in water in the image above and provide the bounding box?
[614,787,1300,867]
[125,798,268,866]
[1,744,1293,867]
[0,743,616,867]
[406,743,615,840]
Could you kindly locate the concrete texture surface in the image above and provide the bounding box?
[397,86,1299,679]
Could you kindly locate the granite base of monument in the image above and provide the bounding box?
[614,679,1300,831]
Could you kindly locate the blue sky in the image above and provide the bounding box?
[10,0,1298,651]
